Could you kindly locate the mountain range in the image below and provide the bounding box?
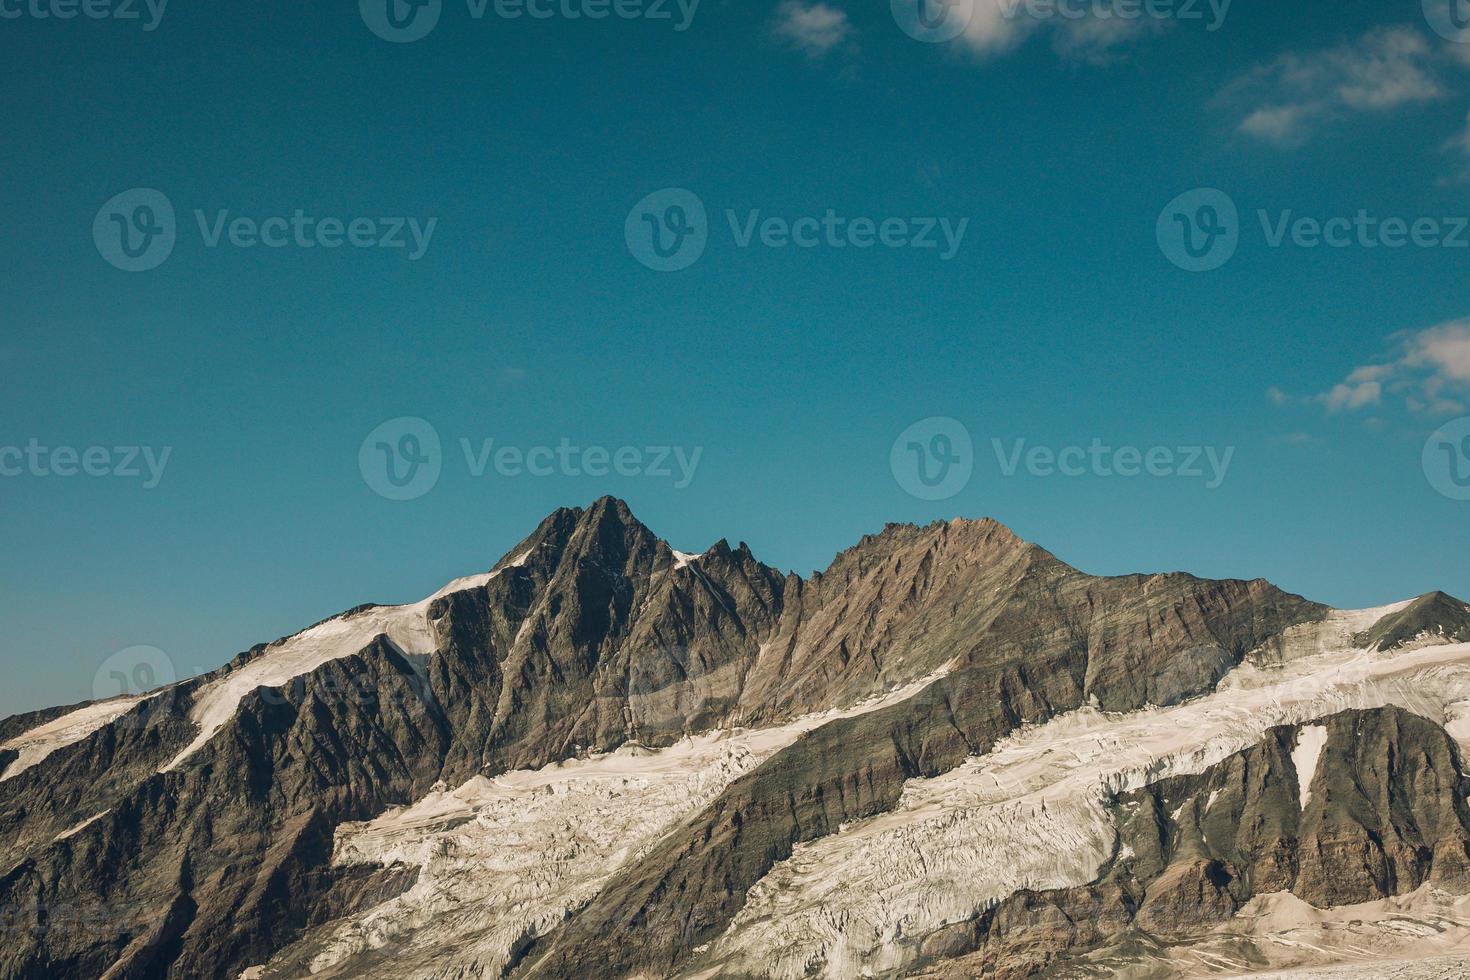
[3,497,1470,979]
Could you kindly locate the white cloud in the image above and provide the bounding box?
[1050,13,1159,64]
[1239,105,1313,146]
[1320,379,1383,412]
[773,1,854,58]
[957,0,1035,57]
[953,0,1157,63]
[1222,27,1444,147]
[1304,320,1470,416]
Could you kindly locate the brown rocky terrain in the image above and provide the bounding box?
[3,498,1467,980]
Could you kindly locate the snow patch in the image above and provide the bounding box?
[53,810,109,842]
[163,551,534,773]
[1251,600,1414,665]
[1442,700,1470,753]
[672,550,703,570]
[1291,724,1328,812]
[1,698,143,782]
[1171,886,1470,978]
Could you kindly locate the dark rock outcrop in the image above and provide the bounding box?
[1354,591,1470,651]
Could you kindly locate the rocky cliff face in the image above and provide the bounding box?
[906,706,1470,979]
[2,498,1466,980]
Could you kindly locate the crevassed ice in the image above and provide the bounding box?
[262,667,955,980]
[701,622,1470,978]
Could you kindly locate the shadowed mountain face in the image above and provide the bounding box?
[3,498,1454,980]
[1354,591,1470,652]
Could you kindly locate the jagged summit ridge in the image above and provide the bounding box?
[0,498,1464,980]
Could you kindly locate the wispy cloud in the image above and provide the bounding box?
[773,1,854,58]
[1455,111,1470,156]
[1220,27,1445,147]
[1284,321,1470,416]
[954,0,1162,64]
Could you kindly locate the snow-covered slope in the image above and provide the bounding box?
[694,622,1470,978]
[0,696,143,782]
[0,554,536,782]
[246,667,954,980]
[162,551,531,772]
[1120,886,1470,978]
[239,600,1470,980]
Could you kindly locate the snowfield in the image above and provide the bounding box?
[162,550,532,772]
[250,669,954,980]
[696,618,1470,978]
[0,697,143,782]
[3,554,535,782]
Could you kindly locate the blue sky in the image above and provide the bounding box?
[3,0,1470,718]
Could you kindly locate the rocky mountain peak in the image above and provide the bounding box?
[1354,589,1470,651]
[2,501,1433,980]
